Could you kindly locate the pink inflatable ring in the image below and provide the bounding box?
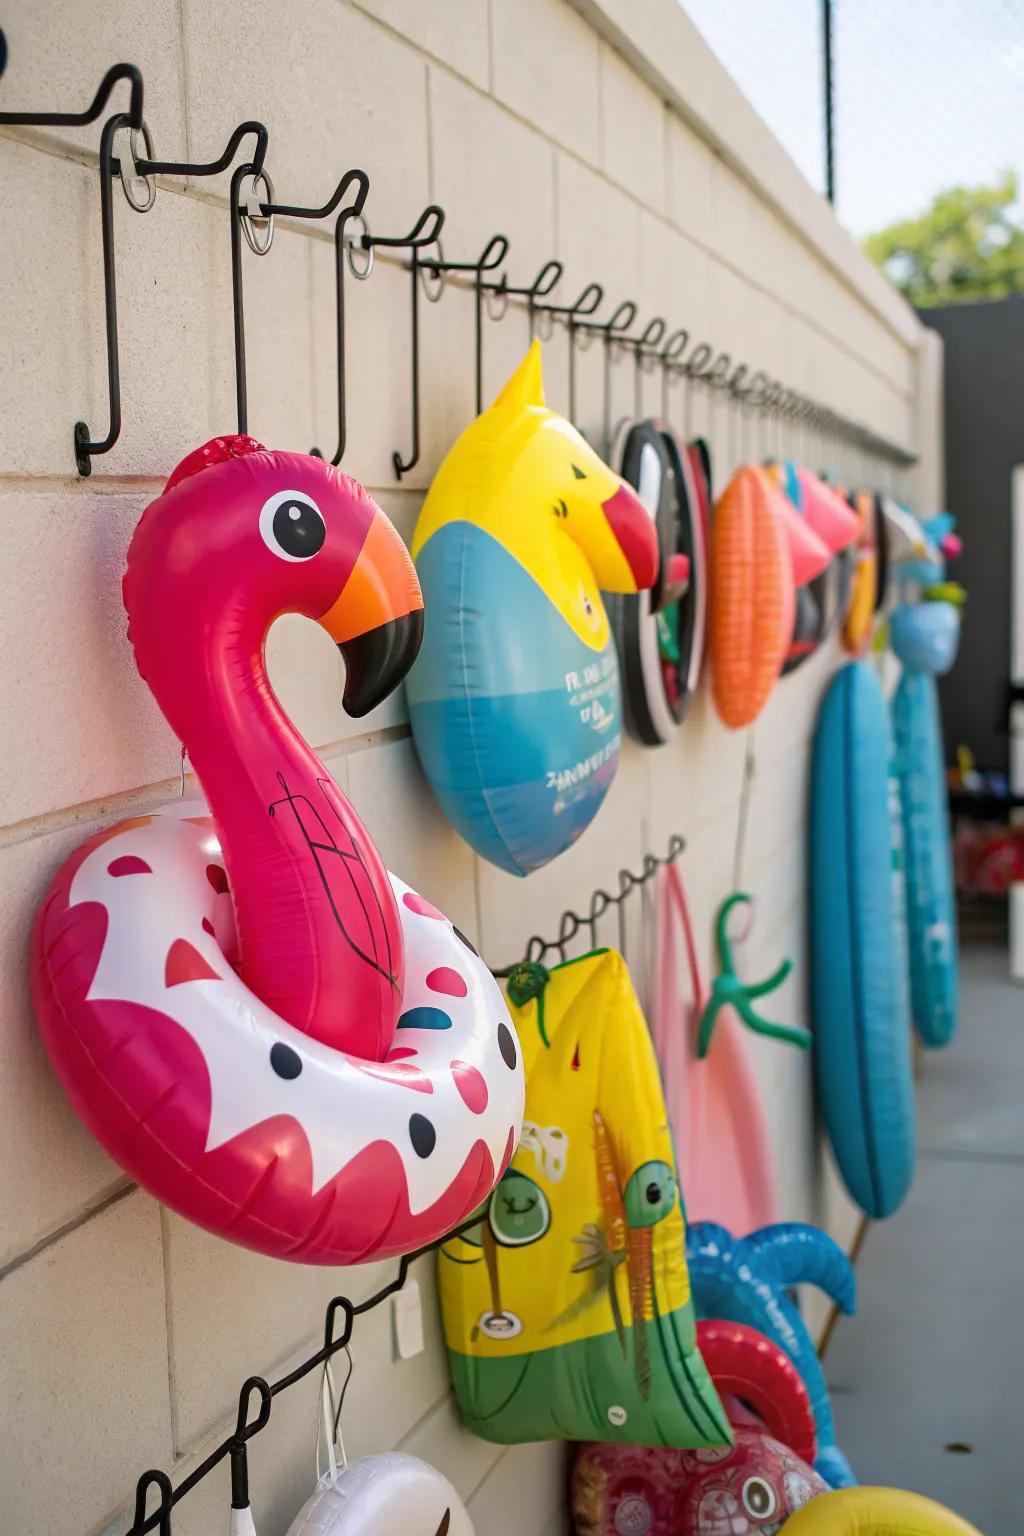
[32,438,524,1265]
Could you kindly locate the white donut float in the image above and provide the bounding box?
[35,801,523,1264]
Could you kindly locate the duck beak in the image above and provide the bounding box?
[318,509,425,717]
[601,482,660,592]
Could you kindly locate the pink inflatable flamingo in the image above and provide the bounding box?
[32,437,525,1264]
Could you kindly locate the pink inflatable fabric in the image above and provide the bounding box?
[653,865,778,1232]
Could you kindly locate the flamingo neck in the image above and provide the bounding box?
[165,609,401,1061]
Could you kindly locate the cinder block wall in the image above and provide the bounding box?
[0,3,938,1534]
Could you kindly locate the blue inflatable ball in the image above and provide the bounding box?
[890,601,960,676]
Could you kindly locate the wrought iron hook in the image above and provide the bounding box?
[659,326,690,418]
[0,55,144,129]
[595,300,638,455]
[623,315,667,414]
[230,165,369,441]
[421,234,509,414]
[532,281,603,423]
[360,204,448,479]
[482,258,563,339]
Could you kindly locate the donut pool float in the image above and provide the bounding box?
[610,418,707,744]
[31,437,525,1264]
[783,1486,981,1535]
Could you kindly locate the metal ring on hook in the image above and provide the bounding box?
[115,119,157,212]
[420,238,446,303]
[535,306,555,341]
[344,212,374,280]
[239,169,275,255]
[486,273,510,322]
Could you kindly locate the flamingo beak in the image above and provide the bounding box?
[318,510,425,717]
[601,482,660,592]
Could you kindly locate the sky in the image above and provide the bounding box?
[679,0,1024,236]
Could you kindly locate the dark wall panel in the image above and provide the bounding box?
[921,295,1024,771]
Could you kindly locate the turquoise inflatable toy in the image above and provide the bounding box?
[810,662,915,1218]
[888,508,961,1049]
[406,343,657,876]
[687,1221,857,1489]
[892,672,959,1048]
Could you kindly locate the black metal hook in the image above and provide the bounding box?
[532,281,603,424]
[0,55,144,130]
[360,205,447,479]
[685,340,715,379]
[131,1471,173,1536]
[659,326,690,418]
[0,48,149,474]
[71,111,131,475]
[483,259,563,340]
[497,833,687,972]
[230,166,370,441]
[593,300,637,452]
[622,315,667,415]
[136,119,269,180]
[423,234,509,414]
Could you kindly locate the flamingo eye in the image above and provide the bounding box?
[742,1477,778,1519]
[259,490,326,561]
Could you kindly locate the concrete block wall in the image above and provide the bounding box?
[0,2,938,1533]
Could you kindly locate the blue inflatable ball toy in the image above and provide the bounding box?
[890,601,960,676]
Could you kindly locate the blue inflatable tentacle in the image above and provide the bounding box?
[686,1222,857,1488]
[743,1222,857,1314]
[814,1444,857,1489]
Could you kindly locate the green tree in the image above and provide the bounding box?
[863,173,1024,306]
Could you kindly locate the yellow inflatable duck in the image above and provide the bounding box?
[438,949,730,1448]
[406,343,657,875]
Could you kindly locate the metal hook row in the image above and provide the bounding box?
[0,33,917,479]
[492,832,687,972]
[123,1214,480,1535]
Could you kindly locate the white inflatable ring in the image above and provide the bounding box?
[34,801,524,1264]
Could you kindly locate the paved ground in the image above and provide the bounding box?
[825,942,1023,1531]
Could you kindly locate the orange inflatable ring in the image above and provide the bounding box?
[710,465,795,729]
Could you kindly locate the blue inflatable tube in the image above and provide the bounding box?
[892,670,959,1048]
[687,1221,857,1488]
[810,662,915,1218]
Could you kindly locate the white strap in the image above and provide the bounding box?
[314,1356,350,1484]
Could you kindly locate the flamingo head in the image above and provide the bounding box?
[126,436,424,717]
